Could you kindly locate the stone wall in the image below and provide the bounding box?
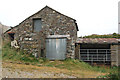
[75,44,80,59]
[111,45,119,66]
[4,6,78,59]
[118,45,120,66]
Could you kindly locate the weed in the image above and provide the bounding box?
[97,72,120,80]
[46,64,54,67]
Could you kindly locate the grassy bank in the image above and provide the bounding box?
[2,42,119,78]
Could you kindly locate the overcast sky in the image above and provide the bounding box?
[0,0,119,37]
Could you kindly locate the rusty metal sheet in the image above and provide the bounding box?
[76,38,118,44]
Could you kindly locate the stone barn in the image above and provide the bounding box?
[3,6,79,60]
[75,38,120,66]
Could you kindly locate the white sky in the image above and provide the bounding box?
[0,0,119,37]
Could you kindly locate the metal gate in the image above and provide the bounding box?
[46,38,66,60]
[79,49,115,64]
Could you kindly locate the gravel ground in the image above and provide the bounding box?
[2,67,76,78]
[1,61,77,78]
[1,61,106,78]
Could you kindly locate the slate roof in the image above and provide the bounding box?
[76,38,119,44]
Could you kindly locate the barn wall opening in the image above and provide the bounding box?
[80,44,111,65]
[41,49,44,57]
[8,33,15,41]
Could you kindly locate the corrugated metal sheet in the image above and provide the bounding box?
[76,38,119,44]
[46,38,66,60]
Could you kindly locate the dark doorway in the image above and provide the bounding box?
[8,33,15,41]
[41,49,44,57]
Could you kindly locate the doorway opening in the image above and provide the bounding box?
[8,32,15,41]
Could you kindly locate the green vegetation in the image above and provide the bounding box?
[42,58,118,73]
[81,33,120,38]
[2,42,119,79]
[97,71,120,80]
[2,42,41,63]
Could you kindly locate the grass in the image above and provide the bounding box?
[2,42,41,63]
[42,59,118,73]
[2,42,119,78]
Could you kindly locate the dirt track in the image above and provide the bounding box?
[1,61,107,78]
[2,68,76,78]
[2,62,76,78]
